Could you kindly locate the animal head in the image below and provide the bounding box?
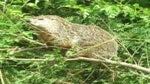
[26,15,64,33]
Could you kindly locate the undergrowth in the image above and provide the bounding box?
[0,0,150,84]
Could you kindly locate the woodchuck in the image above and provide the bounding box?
[26,15,118,58]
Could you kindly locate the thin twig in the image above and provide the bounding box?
[118,41,137,64]
[0,49,6,52]
[4,33,47,46]
[83,70,94,82]
[99,18,114,35]
[99,18,137,64]
[130,71,150,79]
[0,58,54,61]
[74,38,115,56]
[119,38,148,41]
[132,42,145,58]
[145,43,149,67]
[21,36,46,46]
[0,69,5,84]
[135,42,146,65]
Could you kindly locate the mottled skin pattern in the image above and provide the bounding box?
[27,15,118,58]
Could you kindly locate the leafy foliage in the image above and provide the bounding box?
[0,0,150,83]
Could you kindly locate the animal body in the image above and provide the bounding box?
[26,15,118,58]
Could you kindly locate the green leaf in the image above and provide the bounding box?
[26,3,39,9]
[102,5,121,18]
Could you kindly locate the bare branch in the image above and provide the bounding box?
[0,57,150,73]
[66,57,150,73]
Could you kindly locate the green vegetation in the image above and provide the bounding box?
[0,0,150,83]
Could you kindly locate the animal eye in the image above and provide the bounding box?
[38,18,43,20]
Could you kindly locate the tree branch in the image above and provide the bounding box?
[66,57,150,73]
[0,57,150,73]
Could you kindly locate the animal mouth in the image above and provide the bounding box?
[25,19,47,33]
